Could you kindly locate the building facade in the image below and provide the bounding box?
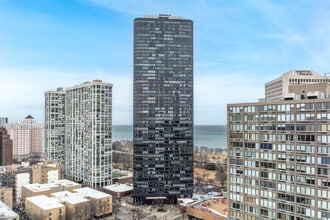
[227,99,330,220]
[5,115,44,160]
[133,14,194,204]
[45,87,66,166]
[265,70,330,101]
[65,80,112,188]
[0,117,8,127]
[32,162,64,184]
[0,127,13,166]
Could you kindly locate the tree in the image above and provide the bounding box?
[216,170,227,187]
[203,163,216,170]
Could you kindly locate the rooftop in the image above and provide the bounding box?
[103,183,133,193]
[187,197,228,219]
[0,201,18,218]
[26,195,64,210]
[23,183,55,192]
[51,191,89,204]
[74,187,111,199]
[53,179,81,187]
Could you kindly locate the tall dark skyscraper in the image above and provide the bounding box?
[133,14,194,204]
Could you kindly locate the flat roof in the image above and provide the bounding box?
[23,183,54,192]
[26,195,64,210]
[0,201,18,218]
[53,179,81,187]
[51,191,89,204]
[103,184,133,193]
[74,187,111,199]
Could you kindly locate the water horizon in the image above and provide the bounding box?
[113,124,227,149]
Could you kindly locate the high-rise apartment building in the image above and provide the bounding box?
[227,98,330,219]
[5,116,44,160]
[45,88,66,165]
[133,14,194,204]
[65,80,112,188]
[265,70,330,101]
[0,127,13,166]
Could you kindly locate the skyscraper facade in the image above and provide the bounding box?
[5,116,44,160]
[0,127,13,166]
[227,98,330,219]
[45,88,66,165]
[133,14,194,204]
[65,80,112,188]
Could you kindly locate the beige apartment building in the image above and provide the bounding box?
[32,162,64,184]
[51,191,91,220]
[265,70,330,101]
[22,180,81,202]
[0,187,13,208]
[25,195,65,220]
[5,115,44,160]
[22,183,112,219]
[74,187,113,218]
[227,95,330,219]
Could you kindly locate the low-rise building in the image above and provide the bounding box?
[103,183,133,201]
[74,187,112,218]
[32,162,63,184]
[0,187,13,208]
[22,183,54,201]
[53,179,81,192]
[21,180,81,202]
[185,197,227,220]
[25,195,65,220]
[0,201,19,220]
[51,191,90,220]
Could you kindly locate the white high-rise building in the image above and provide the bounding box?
[5,116,44,160]
[45,88,66,165]
[45,80,112,188]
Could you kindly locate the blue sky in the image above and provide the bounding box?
[0,0,329,125]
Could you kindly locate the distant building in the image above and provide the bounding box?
[133,14,194,204]
[227,96,330,219]
[0,117,8,127]
[5,115,44,160]
[265,70,330,101]
[45,87,66,166]
[0,127,13,166]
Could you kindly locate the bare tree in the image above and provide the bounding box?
[216,170,227,187]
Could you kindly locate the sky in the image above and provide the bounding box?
[0,0,330,125]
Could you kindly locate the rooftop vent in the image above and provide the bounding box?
[307,91,325,99]
[281,93,301,101]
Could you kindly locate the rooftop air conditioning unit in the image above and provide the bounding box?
[281,93,301,101]
[307,91,325,99]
